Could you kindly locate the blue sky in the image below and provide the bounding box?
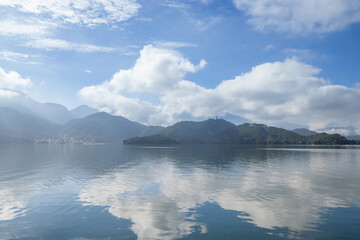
[1,0,360,131]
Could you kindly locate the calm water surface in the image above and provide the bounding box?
[0,144,359,239]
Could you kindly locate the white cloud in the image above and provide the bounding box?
[152,41,198,49]
[79,45,207,125]
[322,128,352,136]
[79,45,360,129]
[282,48,318,60]
[200,0,213,4]
[0,19,53,37]
[191,16,222,31]
[136,17,152,22]
[0,67,32,89]
[106,45,206,93]
[0,50,39,64]
[161,1,190,9]
[0,89,21,98]
[0,0,141,27]
[0,50,30,62]
[264,44,275,51]
[80,84,163,124]
[0,1,140,53]
[0,20,116,53]
[24,38,116,53]
[233,0,360,34]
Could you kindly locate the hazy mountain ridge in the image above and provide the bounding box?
[0,90,358,145]
[0,89,98,125]
[0,107,60,138]
[0,91,162,143]
[347,135,360,140]
[0,134,34,144]
[175,113,249,125]
[292,128,318,136]
[124,119,357,145]
[0,90,73,125]
[61,112,163,143]
[71,105,98,119]
[0,108,163,143]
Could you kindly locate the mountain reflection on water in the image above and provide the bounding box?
[0,145,360,239]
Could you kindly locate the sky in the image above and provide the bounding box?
[0,0,360,131]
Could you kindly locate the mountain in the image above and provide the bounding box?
[124,119,357,145]
[0,107,59,139]
[0,134,33,144]
[347,135,360,140]
[61,112,163,143]
[144,119,239,144]
[274,122,308,131]
[71,105,98,119]
[307,133,354,145]
[292,128,318,136]
[124,119,306,144]
[236,123,306,144]
[173,112,250,125]
[221,113,249,125]
[0,89,74,125]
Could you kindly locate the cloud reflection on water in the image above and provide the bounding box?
[0,189,27,221]
[78,148,360,239]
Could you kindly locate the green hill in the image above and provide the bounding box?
[154,119,238,144]
[236,123,306,144]
[307,133,354,145]
[124,119,357,145]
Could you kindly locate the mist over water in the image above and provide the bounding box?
[0,144,359,239]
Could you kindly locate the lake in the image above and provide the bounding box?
[0,144,359,239]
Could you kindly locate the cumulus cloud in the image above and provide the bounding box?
[79,45,360,129]
[233,0,360,34]
[106,45,206,93]
[79,45,207,124]
[0,67,32,89]
[80,84,163,124]
[0,0,141,27]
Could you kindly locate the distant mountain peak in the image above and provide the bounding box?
[292,128,318,136]
[71,105,98,119]
[61,112,163,143]
[0,89,75,125]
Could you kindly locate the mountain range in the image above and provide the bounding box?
[124,120,356,145]
[0,89,164,143]
[0,89,358,145]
